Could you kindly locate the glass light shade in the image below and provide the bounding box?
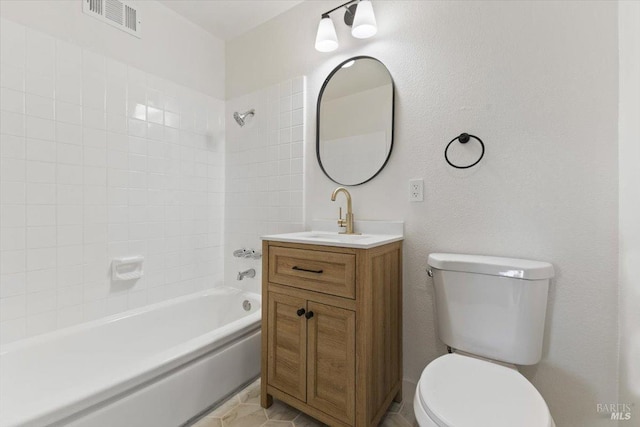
[351,0,377,39]
[315,16,339,52]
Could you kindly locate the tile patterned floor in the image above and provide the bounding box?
[191,378,418,427]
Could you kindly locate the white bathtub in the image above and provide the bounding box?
[0,287,261,427]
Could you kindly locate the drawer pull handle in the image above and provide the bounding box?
[296,308,306,316]
[305,311,314,319]
[292,266,324,274]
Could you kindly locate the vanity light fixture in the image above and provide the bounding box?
[314,0,377,53]
[315,15,339,52]
[351,0,377,39]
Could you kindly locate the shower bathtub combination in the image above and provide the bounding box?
[0,287,261,427]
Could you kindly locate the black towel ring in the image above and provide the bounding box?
[444,133,485,169]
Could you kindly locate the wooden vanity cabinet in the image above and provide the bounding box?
[261,240,403,427]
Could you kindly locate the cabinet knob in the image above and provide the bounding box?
[305,311,314,319]
[296,308,306,317]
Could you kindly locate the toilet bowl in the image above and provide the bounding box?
[415,253,556,427]
[414,353,555,427]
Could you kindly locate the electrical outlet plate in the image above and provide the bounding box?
[409,179,424,202]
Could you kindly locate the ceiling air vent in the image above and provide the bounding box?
[83,0,141,38]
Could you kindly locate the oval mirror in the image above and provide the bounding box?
[317,56,394,186]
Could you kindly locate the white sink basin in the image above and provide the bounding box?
[261,230,403,249]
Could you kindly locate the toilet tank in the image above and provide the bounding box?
[428,253,554,365]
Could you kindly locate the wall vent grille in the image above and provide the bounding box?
[83,0,141,38]
[88,0,102,15]
[105,0,123,24]
[125,5,137,31]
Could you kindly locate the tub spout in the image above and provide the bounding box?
[237,268,256,280]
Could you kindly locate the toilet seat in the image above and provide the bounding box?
[415,353,553,427]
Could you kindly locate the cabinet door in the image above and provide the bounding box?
[267,292,307,401]
[306,301,356,425]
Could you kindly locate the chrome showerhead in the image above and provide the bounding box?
[233,109,255,127]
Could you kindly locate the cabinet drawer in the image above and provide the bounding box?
[268,246,356,299]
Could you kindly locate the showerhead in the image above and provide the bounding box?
[233,109,255,127]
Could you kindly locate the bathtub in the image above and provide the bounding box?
[0,287,261,427]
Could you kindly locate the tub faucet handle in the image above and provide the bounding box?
[233,248,262,259]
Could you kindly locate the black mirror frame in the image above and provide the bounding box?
[316,56,395,186]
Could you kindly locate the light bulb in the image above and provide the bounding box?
[351,0,377,39]
[315,16,339,52]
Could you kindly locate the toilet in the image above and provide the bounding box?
[414,253,556,427]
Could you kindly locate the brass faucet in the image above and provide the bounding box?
[331,187,359,235]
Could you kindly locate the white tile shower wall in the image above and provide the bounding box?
[0,18,225,345]
[224,77,305,293]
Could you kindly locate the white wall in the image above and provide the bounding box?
[0,3,225,344]
[618,0,640,421]
[0,0,224,99]
[225,77,305,294]
[227,1,620,425]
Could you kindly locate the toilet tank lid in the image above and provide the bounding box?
[428,253,554,280]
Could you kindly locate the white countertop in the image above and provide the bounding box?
[261,220,404,249]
